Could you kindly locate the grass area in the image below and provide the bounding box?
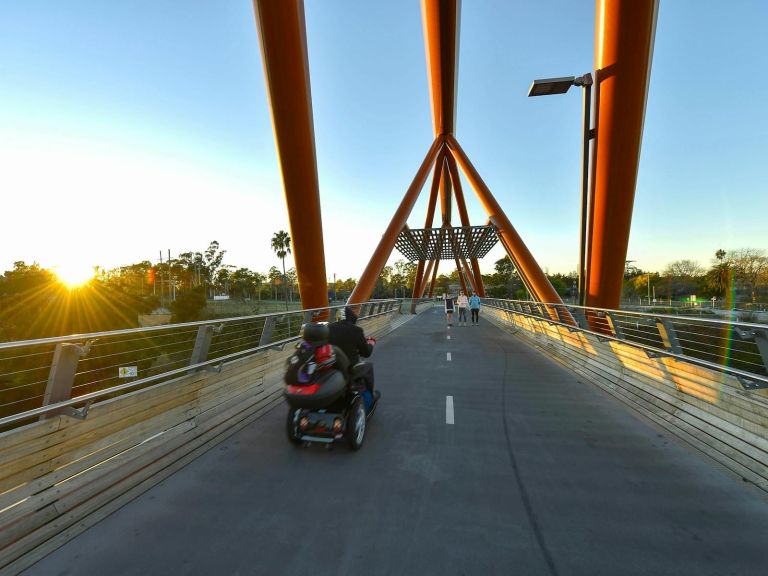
[204,299,303,319]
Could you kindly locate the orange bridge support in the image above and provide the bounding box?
[252,0,328,309]
[348,138,443,305]
[585,0,659,309]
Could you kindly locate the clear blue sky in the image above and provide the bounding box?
[1,1,766,282]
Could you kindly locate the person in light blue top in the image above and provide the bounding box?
[468,292,481,325]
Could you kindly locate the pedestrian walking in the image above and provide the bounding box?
[444,294,455,326]
[456,290,469,326]
[469,291,481,325]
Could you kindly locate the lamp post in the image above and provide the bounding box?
[528,73,594,306]
[647,272,651,306]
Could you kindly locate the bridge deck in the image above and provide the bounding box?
[24,308,768,575]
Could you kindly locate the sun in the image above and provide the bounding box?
[53,263,96,289]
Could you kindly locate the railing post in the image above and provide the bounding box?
[572,308,590,330]
[605,312,625,340]
[41,342,92,421]
[754,330,768,374]
[259,316,277,346]
[189,324,223,368]
[733,328,768,388]
[656,318,683,355]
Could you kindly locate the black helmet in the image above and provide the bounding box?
[343,306,358,324]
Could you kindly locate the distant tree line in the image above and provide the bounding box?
[0,240,303,341]
[2,243,765,343]
[622,248,768,306]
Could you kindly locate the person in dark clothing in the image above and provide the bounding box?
[328,306,379,406]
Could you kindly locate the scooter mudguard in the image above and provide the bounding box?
[284,368,347,409]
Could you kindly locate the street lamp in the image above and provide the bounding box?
[528,73,594,307]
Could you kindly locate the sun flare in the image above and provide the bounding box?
[53,263,96,289]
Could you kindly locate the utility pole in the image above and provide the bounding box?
[159,250,164,308]
[168,249,175,302]
[647,272,651,306]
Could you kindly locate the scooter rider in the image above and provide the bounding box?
[328,306,380,406]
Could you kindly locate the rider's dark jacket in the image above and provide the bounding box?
[328,317,372,366]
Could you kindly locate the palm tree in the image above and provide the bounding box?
[271,230,291,310]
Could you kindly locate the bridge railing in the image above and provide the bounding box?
[483,297,768,494]
[0,299,421,429]
[484,299,768,390]
[0,298,435,571]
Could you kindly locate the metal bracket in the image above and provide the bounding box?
[204,363,223,374]
[644,350,664,359]
[734,328,757,340]
[61,400,93,421]
[737,375,768,390]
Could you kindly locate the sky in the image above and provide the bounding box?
[1,0,766,283]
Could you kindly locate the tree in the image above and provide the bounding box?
[271,231,292,309]
[662,259,704,300]
[268,266,282,300]
[704,249,733,300]
[286,268,298,302]
[393,260,417,293]
[489,255,523,298]
[377,266,393,298]
[494,256,514,277]
[729,248,768,303]
[203,241,226,298]
[170,287,207,323]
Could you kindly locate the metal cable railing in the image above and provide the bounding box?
[0,299,407,428]
[484,298,768,390]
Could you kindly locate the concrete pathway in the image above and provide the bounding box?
[25,308,768,576]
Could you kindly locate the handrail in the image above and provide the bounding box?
[483,298,768,389]
[0,300,407,427]
[0,300,400,351]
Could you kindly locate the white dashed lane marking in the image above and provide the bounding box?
[447,352,452,361]
[446,396,454,424]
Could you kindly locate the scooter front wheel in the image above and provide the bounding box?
[286,407,302,445]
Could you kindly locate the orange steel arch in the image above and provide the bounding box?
[351,0,565,309]
[253,0,656,314]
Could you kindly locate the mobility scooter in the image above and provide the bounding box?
[284,322,378,450]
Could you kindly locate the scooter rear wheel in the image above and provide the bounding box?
[286,407,302,445]
[346,398,366,451]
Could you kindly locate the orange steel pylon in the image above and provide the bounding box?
[253,0,656,314]
[348,0,564,312]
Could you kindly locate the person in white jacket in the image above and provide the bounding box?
[456,291,469,326]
